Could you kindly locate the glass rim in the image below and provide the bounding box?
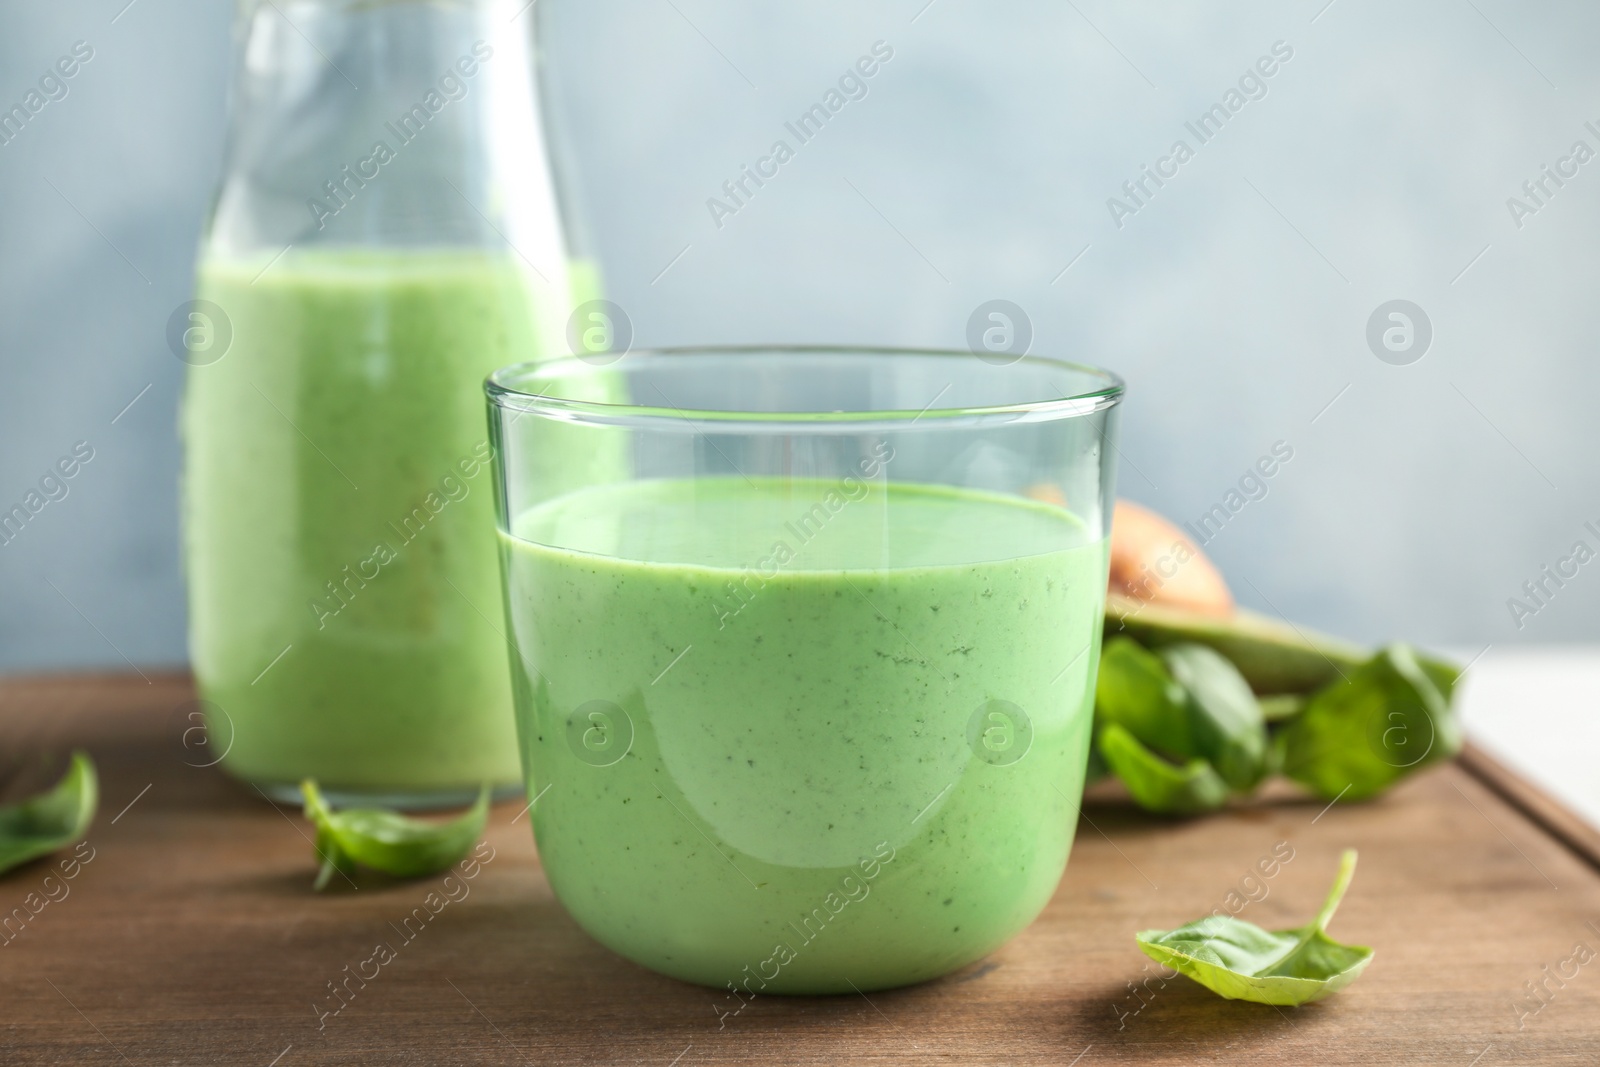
[485,346,1125,428]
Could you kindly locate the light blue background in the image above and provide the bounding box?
[2,0,1597,672]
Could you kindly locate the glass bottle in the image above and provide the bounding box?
[182,0,581,806]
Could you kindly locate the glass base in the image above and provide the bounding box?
[249,780,524,812]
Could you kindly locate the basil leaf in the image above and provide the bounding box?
[0,753,98,875]
[1136,849,1373,1005]
[1280,644,1461,801]
[300,780,488,891]
[1095,639,1266,794]
[1095,637,1194,756]
[0,752,97,877]
[1160,644,1267,793]
[1097,723,1229,815]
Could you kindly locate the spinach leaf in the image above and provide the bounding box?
[1096,637,1193,755]
[1097,723,1229,816]
[1160,644,1267,793]
[0,752,98,876]
[300,780,488,891]
[1280,644,1460,801]
[1136,849,1372,1005]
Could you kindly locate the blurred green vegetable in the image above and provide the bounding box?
[1105,596,1463,700]
[301,780,488,891]
[1280,644,1461,801]
[1085,733,1110,785]
[1257,694,1305,723]
[1159,644,1266,793]
[1093,637,1267,805]
[1105,596,1367,694]
[1418,656,1463,702]
[1136,849,1373,1005]
[1091,607,1461,814]
[0,752,97,876]
[1097,723,1229,816]
[1095,637,1191,753]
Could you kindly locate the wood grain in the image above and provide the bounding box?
[1,673,1597,1066]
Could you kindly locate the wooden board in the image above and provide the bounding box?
[2,672,1598,1066]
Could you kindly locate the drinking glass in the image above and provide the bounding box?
[488,347,1123,993]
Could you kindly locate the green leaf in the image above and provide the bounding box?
[1280,644,1461,802]
[1136,849,1373,1005]
[1097,723,1229,815]
[1095,637,1193,756]
[1258,694,1305,723]
[300,780,488,891]
[1264,727,1289,779]
[1095,639,1267,794]
[0,752,98,876]
[1418,655,1463,703]
[1085,732,1110,785]
[1160,644,1267,792]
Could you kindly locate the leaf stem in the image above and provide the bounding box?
[1268,849,1359,968]
[300,778,330,823]
[1312,849,1358,934]
[313,856,336,892]
[302,779,345,893]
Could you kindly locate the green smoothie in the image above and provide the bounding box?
[500,475,1108,993]
[183,249,566,797]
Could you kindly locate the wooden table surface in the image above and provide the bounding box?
[2,673,1597,1066]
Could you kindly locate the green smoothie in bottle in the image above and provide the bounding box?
[185,250,563,796]
[184,1,595,801]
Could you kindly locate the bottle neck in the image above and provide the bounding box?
[206,0,568,278]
